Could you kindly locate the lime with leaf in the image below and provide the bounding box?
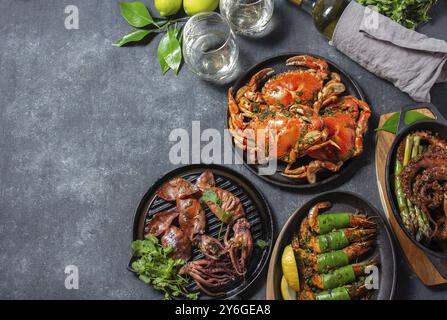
[155,0,183,17]
[114,1,188,75]
[184,0,219,16]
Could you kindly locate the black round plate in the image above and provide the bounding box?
[131,164,274,299]
[268,191,396,300]
[386,103,447,262]
[228,53,367,189]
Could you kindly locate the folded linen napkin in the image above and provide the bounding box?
[332,1,447,102]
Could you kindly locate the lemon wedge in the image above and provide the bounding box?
[281,275,297,300]
[281,245,300,291]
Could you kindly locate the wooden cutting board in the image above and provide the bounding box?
[375,108,447,286]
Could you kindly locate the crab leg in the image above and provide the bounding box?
[314,73,346,113]
[228,88,246,130]
[282,143,343,184]
[352,98,371,157]
[286,55,330,79]
[228,88,267,160]
[236,68,274,113]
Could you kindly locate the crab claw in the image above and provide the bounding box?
[286,55,330,79]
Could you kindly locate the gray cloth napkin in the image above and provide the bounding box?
[332,1,447,102]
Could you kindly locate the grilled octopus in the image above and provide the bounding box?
[179,259,235,297]
[145,170,254,297]
[196,170,245,226]
[156,177,198,201]
[146,210,179,237]
[160,226,192,261]
[399,131,447,239]
[225,218,253,276]
[176,197,206,242]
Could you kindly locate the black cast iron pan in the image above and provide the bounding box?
[386,103,447,278]
[227,52,368,189]
[129,164,274,299]
[267,191,396,300]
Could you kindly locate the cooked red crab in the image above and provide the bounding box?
[228,55,370,183]
[283,96,371,183]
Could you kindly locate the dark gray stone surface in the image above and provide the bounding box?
[0,0,446,300]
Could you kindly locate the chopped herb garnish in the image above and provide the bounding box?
[218,208,233,223]
[256,239,268,249]
[259,109,273,121]
[131,235,199,300]
[276,101,285,108]
[283,110,291,117]
[201,189,221,205]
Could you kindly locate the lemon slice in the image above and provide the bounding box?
[281,275,297,300]
[281,245,300,291]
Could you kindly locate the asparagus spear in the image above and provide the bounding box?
[402,135,419,233]
[394,160,414,234]
[411,136,431,240]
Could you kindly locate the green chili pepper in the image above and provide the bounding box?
[317,213,351,234]
[321,265,356,289]
[317,230,349,253]
[317,250,350,272]
[316,287,351,301]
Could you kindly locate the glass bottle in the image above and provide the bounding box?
[289,0,350,40]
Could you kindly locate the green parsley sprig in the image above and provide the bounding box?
[131,235,199,300]
[357,0,438,29]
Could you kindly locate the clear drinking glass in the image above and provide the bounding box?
[182,12,239,81]
[220,0,274,35]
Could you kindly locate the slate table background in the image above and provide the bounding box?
[1,0,447,299]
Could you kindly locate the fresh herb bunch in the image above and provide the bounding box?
[131,235,199,300]
[357,0,438,29]
[114,2,187,75]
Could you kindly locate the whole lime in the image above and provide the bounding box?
[183,0,218,16]
[154,0,182,17]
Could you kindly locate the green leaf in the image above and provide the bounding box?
[130,237,193,299]
[376,112,399,134]
[113,29,152,47]
[163,27,182,75]
[201,189,221,205]
[404,110,433,125]
[139,274,151,284]
[376,110,434,134]
[157,33,171,75]
[356,0,437,29]
[256,239,268,250]
[219,208,233,223]
[119,2,154,28]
